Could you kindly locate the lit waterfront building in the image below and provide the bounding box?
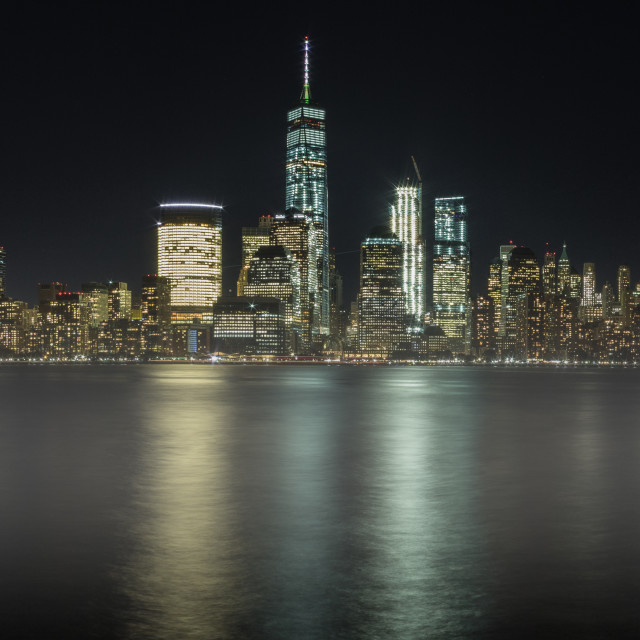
[157,203,223,324]
[243,245,301,354]
[503,246,540,358]
[432,196,469,352]
[212,296,288,356]
[471,295,492,356]
[81,283,109,327]
[557,242,570,295]
[358,226,405,355]
[390,168,424,328]
[108,282,132,321]
[582,263,596,306]
[542,250,557,297]
[270,209,317,351]
[487,257,501,348]
[0,246,6,297]
[43,292,91,357]
[237,215,273,295]
[618,264,631,326]
[285,37,329,335]
[497,244,515,340]
[141,274,170,325]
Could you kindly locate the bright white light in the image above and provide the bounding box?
[160,203,223,209]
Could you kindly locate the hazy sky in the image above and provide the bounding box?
[2,2,638,303]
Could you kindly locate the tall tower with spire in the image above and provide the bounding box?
[285,36,329,338]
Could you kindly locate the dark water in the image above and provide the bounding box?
[2,365,640,639]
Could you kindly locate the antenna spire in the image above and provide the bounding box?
[301,36,311,104]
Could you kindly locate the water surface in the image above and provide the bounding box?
[2,365,640,638]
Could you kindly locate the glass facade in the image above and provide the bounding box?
[285,46,329,336]
[432,197,469,352]
[244,245,301,354]
[390,182,424,327]
[358,229,404,354]
[0,246,6,297]
[270,210,317,352]
[157,204,222,324]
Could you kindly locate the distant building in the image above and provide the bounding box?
[237,215,273,295]
[157,203,223,324]
[358,227,405,355]
[108,282,132,321]
[141,274,170,325]
[0,246,6,297]
[212,296,289,356]
[270,209,317,351]
[432,196,470,353]
[43,292,91,357]
[286,37,329,335]
[243,245,301,354]
[82,282,109,327]
[618,265,631,326]
[503,246,540,359]
[390,168,424,328]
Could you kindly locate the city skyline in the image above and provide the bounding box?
[1,4,639,304]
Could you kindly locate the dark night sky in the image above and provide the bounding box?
[2,1,638,304]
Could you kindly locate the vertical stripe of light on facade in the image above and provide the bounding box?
[157,204,222,323]
[285,38,329,336]
[390,182,424,327]
[432,196,470,353]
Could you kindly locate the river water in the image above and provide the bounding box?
[2,364,640,639]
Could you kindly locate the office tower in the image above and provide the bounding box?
[497,244,515,340]
[358,226,405,354]
[487,257,501,347]
[108,282,132,321]
[44,292,91,357]
[557,242,570,295]
[329,248,346,337]
[471,295,492,356]
[237,215,273,295]
[212,296,288,356]
[582,263,596,306]
[0,246,6,297]
[81,282,109,327]
[243,245,301,354]
[157,203,223,323]
[38,282,66,306]
[542,250,557,297]
[391,162,424,329]
[503,247,540,358]
[141,275,170,325]
[285,37,329,335]
[432,196,469,352]
[270,209,317,351]
[602,281,614,320]
[618,265,632,326]
[0,297,27,354]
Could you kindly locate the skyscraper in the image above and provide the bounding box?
[157,203,223,323]
[497,244,515,340]
[285,37,329,335]
[557,242,570,295]
[358,227,404,354]
[390,161,424,329]
[618,264,631,326]
[81,282,109,327]
[582,263,596,307]
[237,215,273,296]
[243,245,301,353]
[504,246,540,358]
[108,282,132,321]
[0,246,6,297]
[270,209,317,351]
[432,196,469,352]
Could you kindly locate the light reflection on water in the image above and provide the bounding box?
[2,366,640,638]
